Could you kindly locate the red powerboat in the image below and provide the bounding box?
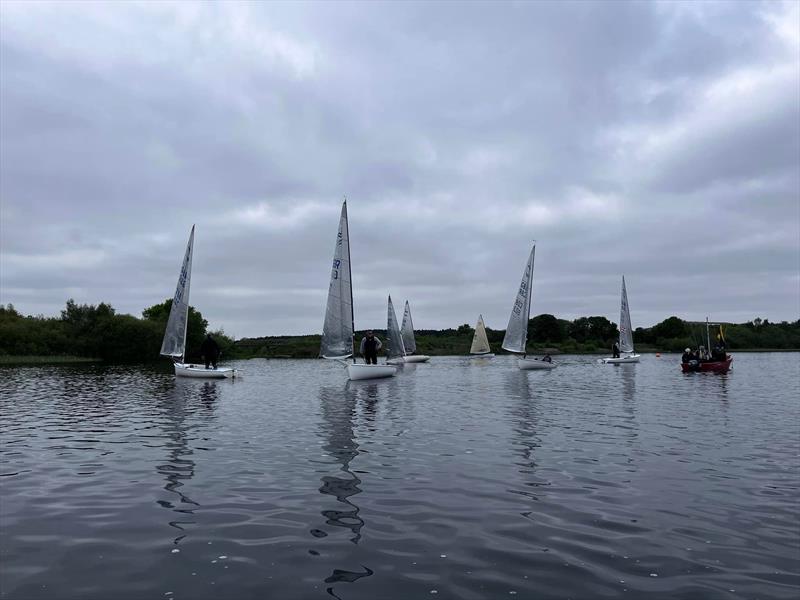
[681,354,733,374]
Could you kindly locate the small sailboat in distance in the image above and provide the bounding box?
[400,300,431,363]
[320,200,396,381]
[502,243,556,370]
[601,276,641,364]
[386,295,407,365]
[161,226,236,378]
[469,315,494,358]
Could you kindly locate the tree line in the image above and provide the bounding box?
[1,300,797,362]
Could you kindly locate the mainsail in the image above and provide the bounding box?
[160,225,195,358]
[386,295,406,360]
[400,300,416,354]
[618,276,634,353]
[320,201,355,359]
[470,315,491,354]
[502,244,535,355]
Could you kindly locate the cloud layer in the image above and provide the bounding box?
[1,1,798,336]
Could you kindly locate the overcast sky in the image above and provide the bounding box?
[1,1,798,337]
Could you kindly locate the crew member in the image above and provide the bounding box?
[359,330,382,365]
[612,341,620,358]
[200,334,220,369]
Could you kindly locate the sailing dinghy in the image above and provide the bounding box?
[601,276,640,364]
[501,244,556,370]
[469,315,494,358]
[320,201,396,381]
[161,226,237,378]
[386,296,407,365]
[399,301,431,363]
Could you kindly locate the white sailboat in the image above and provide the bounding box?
[161,226,236,378]
[386,295,407,365]
[602,276,640,364]
[320,201,396,381]
[469,314,494,358]
[501,244,556,370]
[399,300,431,363]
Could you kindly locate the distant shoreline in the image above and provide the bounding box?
[1,349,797,366]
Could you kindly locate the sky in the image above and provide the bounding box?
[1,0,798,337]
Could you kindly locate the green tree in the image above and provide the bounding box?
[143,299,208,359]
[528,314,565,343]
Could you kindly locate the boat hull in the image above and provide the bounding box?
[681,355,733,374]
[518,358,557,370]
[347,364,397,381]
[403,354,430,363]
[174,363,236,378]
[601,354,641,364]
[470,353,495,358]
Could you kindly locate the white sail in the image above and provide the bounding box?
[160,226,195,358]
[502,244,535,354]
[400,300,416,354]
[470,314,491,354]
[618,276,634,353]
[320,202,355,359]
[386,295,406,359]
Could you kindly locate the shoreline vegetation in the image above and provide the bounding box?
[1,301,798,364]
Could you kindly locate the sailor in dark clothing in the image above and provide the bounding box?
[612,341,620,359]
[358,330,382,365]
[200,334,220,369]
[682,348,693,364]
[542,353,552,363]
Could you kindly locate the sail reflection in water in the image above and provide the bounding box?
[154,379,218,546]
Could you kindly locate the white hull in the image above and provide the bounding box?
[470,353,495,358]
[403,354,430,363]
[387,357,405,365]
[174,363,236,378]
[518,358,557,370]
[347,363,397,381]
[601,354,640,364]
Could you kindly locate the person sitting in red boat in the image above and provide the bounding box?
[682,348,693,364]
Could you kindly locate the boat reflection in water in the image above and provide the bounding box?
[154,379,218,547]
[314,384,382,598]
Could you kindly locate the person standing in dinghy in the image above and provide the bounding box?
[200,334,220,370]
[612,341,620,358]
[359,330,383,365]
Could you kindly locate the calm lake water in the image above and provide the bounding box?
[1,354,798,599]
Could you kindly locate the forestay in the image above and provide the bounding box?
[320,202,355,359]
[618,276,634,353]
[386,295,406,360]
[502,244,535,354]
[470,315,491,354]
[160,226,195,358]
[401,301,416,354]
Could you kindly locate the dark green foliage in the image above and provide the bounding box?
[142,299,208,360]
[1,302,798,361]
[528,314,567,343]
[0,299,208,362]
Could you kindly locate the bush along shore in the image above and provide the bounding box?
[1,301,798,363]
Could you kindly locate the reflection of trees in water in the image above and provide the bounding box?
[155,380,218,546]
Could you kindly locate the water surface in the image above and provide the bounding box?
[1,354,798,599]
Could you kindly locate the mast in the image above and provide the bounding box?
[523,243,535,357]
[343,199,356,363]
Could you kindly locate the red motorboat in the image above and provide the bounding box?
[681,354,733,374]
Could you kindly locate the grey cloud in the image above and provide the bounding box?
[1,0,798,337]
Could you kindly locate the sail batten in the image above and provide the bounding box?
[400,301,416,354]
[502,245,536,354]
[618,276,634,353]
[160,226,195,358]
[320,202,355,359]
[386,296,406,359]
[470,315,491,354]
